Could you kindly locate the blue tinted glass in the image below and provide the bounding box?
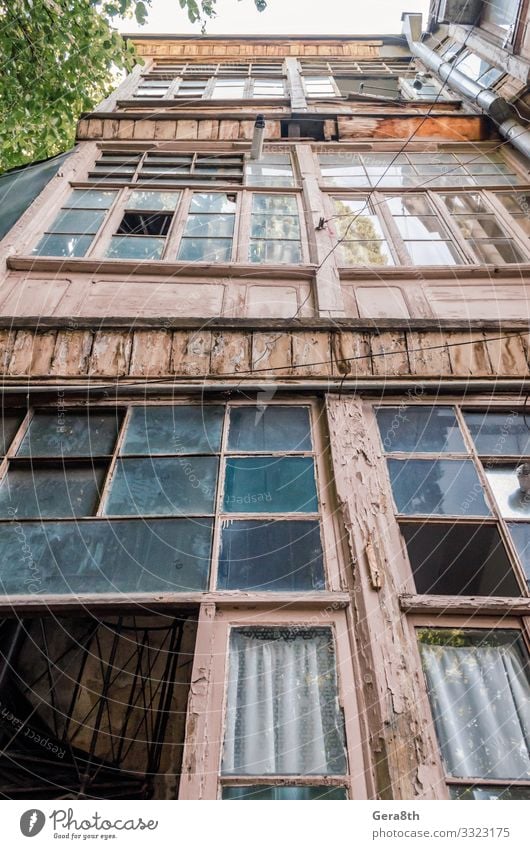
[17,411,121,457]
[387,459,491,516]
[377,406,465,453]
[0,518,212,593]
[218,520,324,590]
[52,209,105,234]
[0,465,105,518]
[32,234,93,257]
[105,457,218,515]
[464,411,530,455]
[122,406,224,455]
[228,407,311,452]
[223,457,317,513]
[222,786,347,800]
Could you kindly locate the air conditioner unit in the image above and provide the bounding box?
[437,0,481,24]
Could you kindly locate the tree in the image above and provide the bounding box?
[0,1,266,173]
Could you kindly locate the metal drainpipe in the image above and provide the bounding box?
[402,12,530,161]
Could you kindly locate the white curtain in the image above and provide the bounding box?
[421,638,530,780]
[222,628,346,775]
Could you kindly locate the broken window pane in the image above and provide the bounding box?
[400,522,519,596]
[418,629,530,780]
[0,518,212,593]
[222,786,347,799]
[17,411,121,457]
[387,459,491,516]
[0,464,106,518]
[223,457,318,513]
[228,406,312,452]
[122,405,224,455]
[464,411,530,455]
[105,457,218,515]
[218,520,324,590]
[222,627,347,775]
[376,406,465,453]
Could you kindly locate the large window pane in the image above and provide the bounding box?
[122,405,224,455]
[223,457,318,513]
[0,465,105,518]
[485,466,530,518]
[51,209,105,234]
[32,234,93,257]
[387,459,491,516]
[376,406,465,453]
[105,457,218,515]
[418,630,530,780]
[400,522,519,596]
[222,627,347,775]
[218,520,324,590]
[17,412,121,457]
[222,786,347,799]
[228,406,312,452]
[464,411,530,455]
[0,518,212,593]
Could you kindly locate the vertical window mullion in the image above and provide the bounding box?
[376,194,410,265]
[95,407,131,516]
[209,404,230,592]
[426,191,474,263]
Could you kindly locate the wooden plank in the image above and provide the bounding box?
[251,332,292,376]
[239,120,255,140]
[171,330,212,376]
[51,330,93,376]
[400,594,530,615]
[198,120,219,140]
[115,119,135,140]
[132,120,157,139]
[265,120,281,140]
[8,331,55,376]
[176,120,198,140]
[447,331,492,376]
[370,332,409,377]
[154,120,176,140]
[291,332,332,377]
[0,330,16,374]
[103,119,121,139]
[406,331,451,377]
[484,333,529,377]
[331,330,372,377]
[130,330,172,376]
[87,118,103,139]
[219,120,239,140]
[210,331,251,375]
[89,331,132,376]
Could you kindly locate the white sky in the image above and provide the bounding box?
[120,0,431,36]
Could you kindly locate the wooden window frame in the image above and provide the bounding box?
[480,0,523,48]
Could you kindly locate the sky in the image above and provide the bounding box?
[120,0,431,36]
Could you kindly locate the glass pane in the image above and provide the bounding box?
[394,216,450,240]
[123,405,224,455]
[17,411,120,457]
[376,406,466,453]
[441,193,490,214]
[450,785,530,800]
[418,630,530,780]
[507,523,530,586]
[32,234,93,257]
[464,411,530,455]
[385,195,433,216]
[386,459,491,516]
[251,194,298,214]
[222,627,347,775]
[334,210,386,241]
[106,457,218,516]
[0,518,212,593]
[218,520,324,590]
[190,193,237,213]
[178,237,232,262]
[454,216,506,239]
[0,464,105,518]
[249,240,302,263]
[63,190,117,209]
[339,240,394,266]
[183,214,235,237]
[228,406,311,451]
[405,240,463,265]
[222,786,347,799]
[251,214,300,239]
[246,155,294,187]
[127,190,180,210]
[468,239,525,264]
[223,457,318,513]
[400,522,519,596]
[0,413,24,455]
[486,465,530,518]
[106,236,165,260]
[51,208,105,234]
[496,193,528,215]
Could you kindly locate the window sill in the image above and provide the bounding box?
[8,256,316,280]
[400,593,530,615]
[338,263,530,280]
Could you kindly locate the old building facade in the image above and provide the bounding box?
[0,9,529,801]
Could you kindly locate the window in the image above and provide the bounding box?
[319,150,522,188]
[105,190,180,260]
[222,627,347,775]
[495,192,530,239]
[300,59,412,75]
[89,150,245,187]
[0,404,328,595]
[439,41,505,86]
[418,629,530,794]
[32,190,117,257]
[399,75,449,100]
[330,191,526,266]
[376,405,527,596]
[303,76,337,97]
[481,0,520,44]
[177,192,237,262]
[246,154,296,188]
[133,66,286,101]
[249,194,302,263]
